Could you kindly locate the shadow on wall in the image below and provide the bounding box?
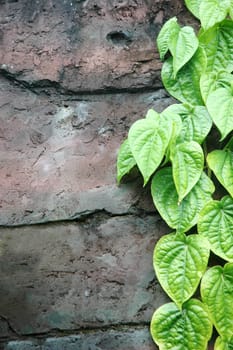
[0,244,41,336]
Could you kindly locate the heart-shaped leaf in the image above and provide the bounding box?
[154,232,210,308]
[168,26,199,77]
[215,336,233,350]
[171,141,204,202]
[200,70,232,103]
[184,0,202,18]
[117,139,136,184]
[128,114,172,185]
[150,299,212,350]
[157,17,179,60]
[207,150,233,197]
[164,104,212,144]
[201,263,233,339]
[151,167,215,233]
[206,85,233,140]
[198,196,233,261]
[162,47,206,105]
[199,20,233,72]
[199,0,229,30]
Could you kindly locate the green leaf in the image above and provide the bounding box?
[128,114,172,185]
[184,0,201,18]
[154,232,210,308]
[168,26,199,77]
[164,104,212,144]
[201,263,233,339]
[207,150,233,197]
[171,141,204,202]
[145,108,160,120]
[150,299,212,350]
[198,196,233,261]
[215,337,233,350]
[157,17,179,60]
[162,47,206,105]
[199,0,229,31]
[200,70,232,103]
[151,167,215,233]
[206,85,233,140]
[117,139,136,184]
[199,20,233,72]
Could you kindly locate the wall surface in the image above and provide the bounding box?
[0,0,194,349]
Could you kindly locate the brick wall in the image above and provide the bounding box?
[0,1,192,349]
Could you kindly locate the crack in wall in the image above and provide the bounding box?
[0,322,150,344]
[0,68,164,97]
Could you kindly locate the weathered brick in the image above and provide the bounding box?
[4,328,158,350]
[0,76,173,226]
[0,216,168,335]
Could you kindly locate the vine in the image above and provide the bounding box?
[117,1,233,349]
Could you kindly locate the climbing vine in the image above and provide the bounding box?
[117,0,233,349]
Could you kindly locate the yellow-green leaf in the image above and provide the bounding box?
[150,299,212,350]
[151,168,215,233]
[201,263,233,339]
[154,232,210,308]
[198,196,233,261]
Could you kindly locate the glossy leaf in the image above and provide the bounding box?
[201,263,233,339]
[150,299,212,350]
[154,232,210,308]
[206,85,233,140]
[171,141,204,202]
[199,20,233,72]
[157,17,179,60]
[117,139,136,184]
[207,150,233,197]
[215,337,233,350]
[198,196,233,261]
[184,0,201,18]
[164,103,212,144]
[200,70,232,103]
[162,47,206,105]
[128,114,172,185]
[151,167,215,233]
[168,26,199,77]
[199,0,228,30]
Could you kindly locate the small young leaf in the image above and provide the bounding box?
[154,232,210,308]
[184,0,202,18]
[199,0,229,31]
[198,196,233,261]
[201,263,233,339]
[162,47,206,105]
[171,141,204,202]
[151,168,215,233]
[199,20,233,72]
[168,26,199,77]
[157,17,179,60]
[164,104,212,144]
[200,70,232,103]
[128,114,172,185]
[117,139,136,184]
[150,299,212,350]
[215,336,233,350]
[207,149,233,197]
[206,85,233,140]
[145,108,160,120]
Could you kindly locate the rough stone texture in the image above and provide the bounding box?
[0,216,168,337]
[0,0,201,349]
[0,0,194,93]
[4,328,156,350]
[0,75,173,226]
